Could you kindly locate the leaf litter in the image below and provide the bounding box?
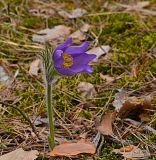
[49,139,96,157]
[87,45,110,62]
[115,1,156,16]
[77,82,97,99]
[113,145,150,159]
[70,24,90,43]
[29,0,63,18]
[29,59,41,76]
[94,89,155,157]
[0,60,12,88]
[58,8,87,19]
[0,148,39,160]
[96,112,115,136]
[113,91,152,121]
[32,25,71,43]
[99,73,116,84]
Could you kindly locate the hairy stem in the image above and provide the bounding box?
[46,83,55,149]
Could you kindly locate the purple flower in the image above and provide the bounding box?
[52,38,96,76]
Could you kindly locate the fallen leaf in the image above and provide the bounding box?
[70,24,90,42]
[113,91,152,121]
[113,90,129,112]
[113,145,150,159]
[118,96,151,120]
[70,30,85,42]
[49,140,96,157]
[32,25,71,43]
[100,73,115,84]
[139,113,151,122]
[87,45,110,62]
[58,8,87,19]
[77,82,96,99]
[80,24,90,32]
[115,1,150,11]
[0,60,14,88]
[29,59,41,76]
[136,1,150,8]
[119,145,134,152]
[115,2,156,16]
[0,148,38,160]
[96,112,115,136]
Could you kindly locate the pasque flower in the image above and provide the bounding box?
[52,38,96,76]
[40,38,96,149]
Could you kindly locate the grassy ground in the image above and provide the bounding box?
[0,0,156,159]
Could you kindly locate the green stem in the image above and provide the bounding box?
[46,83,55,149]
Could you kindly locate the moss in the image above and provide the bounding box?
[99,143,122,160]
[104,13,140,34]
[142,32,156,51]
[150,60,156,76]
[48,18,62,28]
[23,16,44,29]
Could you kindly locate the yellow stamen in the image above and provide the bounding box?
[61,53,73,68]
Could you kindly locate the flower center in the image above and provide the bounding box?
[61,53,73,68]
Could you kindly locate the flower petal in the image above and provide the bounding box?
[54,57,64,68]
[70,64,85,73]
[55,67,76,76]
[53,50,63,61]
[72,53,96,65]
[55,38,72,52]
[65,41,90,54]
[83,66,93,73]
[70,53,96,73]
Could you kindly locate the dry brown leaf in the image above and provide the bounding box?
[49,140,96,157]
[113,90,129,112]
[100,73,115,84]
[29,59,41,76]
[96,112,115,136]
[87,45,110,62]
[70,30,86,42]
[58,8,87,19]
[113,145,150,159]
[119,145,134,152]
[0,59,16,89]
[0,60,12,87]
[113,91,152,121]
[137,1,150,8]
[118,96,151,120]
[0,148,38,160]
[70,24,90,42]
[77,82,96,99]
[32,25,71,43]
